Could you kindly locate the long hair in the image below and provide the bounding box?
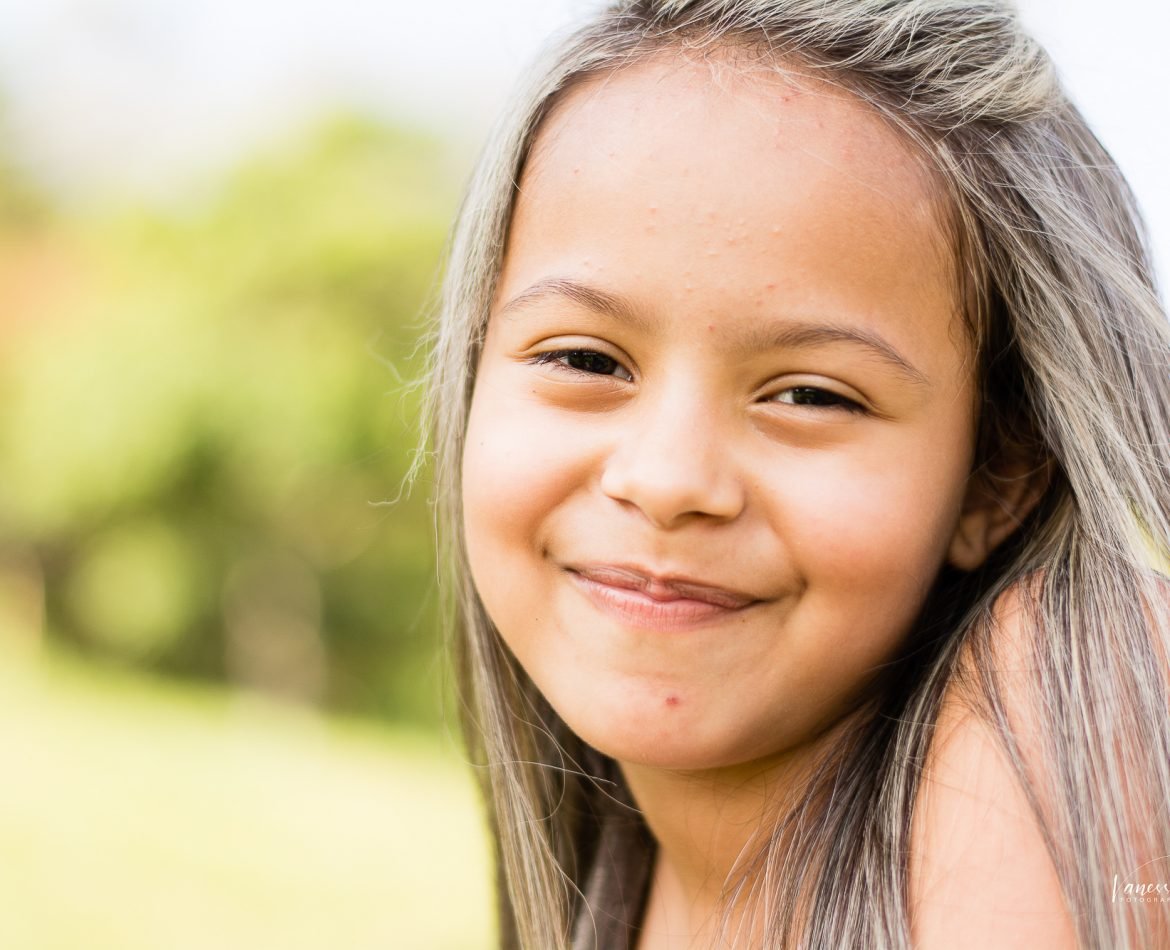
[422,2,1170,946]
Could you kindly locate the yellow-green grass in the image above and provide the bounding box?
[0,649,494,950]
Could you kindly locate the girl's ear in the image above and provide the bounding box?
[946,456,1052,571]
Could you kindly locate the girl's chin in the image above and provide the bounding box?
[557,701,759,772]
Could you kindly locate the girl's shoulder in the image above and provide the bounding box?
[908,577,1078,949]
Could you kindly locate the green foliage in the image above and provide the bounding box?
[0,114,461,727]
[65,517,200,659]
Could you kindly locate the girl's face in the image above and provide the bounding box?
[462,56,981,771]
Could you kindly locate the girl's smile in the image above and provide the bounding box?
[461,53,986,772]
[565,562,766,632]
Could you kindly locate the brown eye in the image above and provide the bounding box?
[565,351,619,374]
[772,386,864,414]
[533,349,634,381]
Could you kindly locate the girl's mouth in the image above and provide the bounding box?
[565,564,761,631]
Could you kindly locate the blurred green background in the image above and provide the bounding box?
[0,103,493,947]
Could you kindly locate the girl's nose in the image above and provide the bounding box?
[599,396,746,530]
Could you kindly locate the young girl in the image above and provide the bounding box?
[423,1,1170,946]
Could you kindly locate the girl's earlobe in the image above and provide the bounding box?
[946,458,1053,571]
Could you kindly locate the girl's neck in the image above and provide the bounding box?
[620,710,865,947]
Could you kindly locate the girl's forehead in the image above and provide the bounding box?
[524,50,945,222]
[499,52,965,364]
[489,49,976,399]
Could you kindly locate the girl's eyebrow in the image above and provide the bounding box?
[498,277,645,328]
[763,322,931,388]
[498,276,930,387]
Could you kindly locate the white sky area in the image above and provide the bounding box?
[0,0,1167,280]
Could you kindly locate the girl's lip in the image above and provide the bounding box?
[565,565,761,630]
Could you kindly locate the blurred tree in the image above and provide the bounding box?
[0,113,458,728]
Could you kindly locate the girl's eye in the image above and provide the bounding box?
[531,349,634,381]
[770,386,865,414]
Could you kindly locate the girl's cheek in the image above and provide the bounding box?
[773,452,960,583]
[462,382,595,543]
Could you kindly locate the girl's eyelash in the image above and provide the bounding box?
[769,386,867,415]
[530,349,633,380]
[531,351,864,414]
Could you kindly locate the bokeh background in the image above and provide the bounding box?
[0,1,1166,947]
